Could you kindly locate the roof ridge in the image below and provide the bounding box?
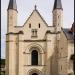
[21,8,49,27]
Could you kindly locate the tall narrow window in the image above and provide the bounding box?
[31,50,38,65]
[39,23,40,28]
[29,23,31,28]
[58,23,59,26]
[61,65,62,70]
[35,30,37,36]
[58,16,59,19]
[32,30,34,36]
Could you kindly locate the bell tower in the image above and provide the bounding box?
[7,0,18,33]
[53,0,63,32]
[6,0,18,75]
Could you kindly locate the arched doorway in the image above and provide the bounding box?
[32,73,38,75]
[28,69,43,75]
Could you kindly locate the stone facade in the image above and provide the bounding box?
[6,0,74,75]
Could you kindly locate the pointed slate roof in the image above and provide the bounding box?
[63,28,74,40]
[8,0,17,11]
[53,0,63,10]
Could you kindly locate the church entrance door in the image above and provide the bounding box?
[32,73,38,75]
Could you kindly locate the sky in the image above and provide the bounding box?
[1,0,74,58]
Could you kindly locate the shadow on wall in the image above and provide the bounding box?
[41,49,58,75]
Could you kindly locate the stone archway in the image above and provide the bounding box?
[28,69,43,75]
[30,47,42,65]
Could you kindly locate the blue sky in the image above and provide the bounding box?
[1,0,74,58]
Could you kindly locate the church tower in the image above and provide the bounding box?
[53,0,63,32]
[6,0,18,75]
[7,0,18,33]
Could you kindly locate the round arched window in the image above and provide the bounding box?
[31,50,38,65]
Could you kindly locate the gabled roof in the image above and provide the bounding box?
[23,8,49,27]
[15,7,53,28]
[62,28,74,40]
[8,0,17,11]
[53,0,63,10]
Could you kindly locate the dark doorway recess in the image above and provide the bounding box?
[32,73,38,75]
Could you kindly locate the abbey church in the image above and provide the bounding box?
[6,0,74,75]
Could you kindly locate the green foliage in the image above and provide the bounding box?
[0,59,5,75]
[0,59,5,65]
[0,71,5,75]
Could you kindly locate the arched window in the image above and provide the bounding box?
[31,50,38,65]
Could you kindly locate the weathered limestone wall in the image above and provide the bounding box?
[6,34,18,75]
[7,10,17,33]
[58,30,68,75]
[53,9,63,32]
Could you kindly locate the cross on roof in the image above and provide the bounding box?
[35,5,37,10]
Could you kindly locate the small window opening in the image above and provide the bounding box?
[35,30,37,36]
[61,66,62,70]
[32,30,34,36]
[58,16,59,18]
[29,23,31,28]
[31,29,37,37]
[58,23,59,26]
[39,23,40,28]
